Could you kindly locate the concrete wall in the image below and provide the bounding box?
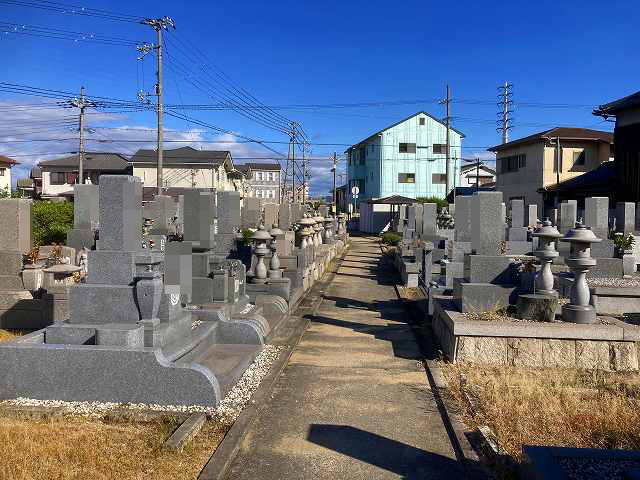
[359,202,393,233]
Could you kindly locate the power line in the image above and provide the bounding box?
[0,21,142,45]
[0,0,142,23]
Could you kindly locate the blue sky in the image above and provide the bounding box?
[1,0,638,195]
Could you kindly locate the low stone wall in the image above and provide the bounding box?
[556,275,640,315]
[432,297,640,371]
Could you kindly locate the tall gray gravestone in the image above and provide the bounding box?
[585,197,609,240]
[526,204,538,228]
[454,196,471,242]
[559,200,577,234]
[183,190,216,251]
[216,191,241,256]
[0,199,32,290]
[616,202,635,235]
[414,203,424,238]
[242,197,262,229]
[471,192,504,256]
[278,202,292,230]
[67,184,98,251]
[508,199,527,241]
[422,203,438,241]
[150,195,175,235]
[264,203,279,229]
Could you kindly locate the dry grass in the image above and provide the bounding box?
[0,329,22,343]
[441,363,640,464]
[0,415,228,479]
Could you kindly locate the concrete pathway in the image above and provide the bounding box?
[222,236,470,480]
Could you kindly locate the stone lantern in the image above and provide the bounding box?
[268,224,284,279]
[323,216,333,242]
[43,263,81,290]
[560,222,601,324]
[314,215,324,246]
[250,225,272,284]
[298,216,315,248]
[531,219,562,297]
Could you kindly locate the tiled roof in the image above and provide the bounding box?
[39,152,129,170]
[130,146,231,166]
[488,128,613,152]
[594,91,640,116]
[0,155,19,165]
[240,162,281,171]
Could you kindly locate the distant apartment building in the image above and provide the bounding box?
[0,155,19,194]
[237,163,281,201]
[346,111,464,207]
[489,127,614,213]
[38,152,130,198]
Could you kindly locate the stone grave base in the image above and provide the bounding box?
[432,298,640,371]
[452,279,518,312]
[0,290,53,330]
[556,275,640,315]
[0,326,263,406]
[189,304,269,345]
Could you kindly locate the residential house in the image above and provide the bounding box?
[488,127,614,214]
[129,146,236,194]
[459,162,495,187]
[236,162,281,201]
[345,111,464,208]
[594,91,640,202]
[335,184,348,212]
[0,155,19,194]
[38,152,130,198]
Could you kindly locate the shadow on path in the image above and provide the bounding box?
[307,424,461,480]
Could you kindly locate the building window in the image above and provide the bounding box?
[499,154,526,174]
[0,168,4,176]
[432,173,446,184]
[256,172,263,181]
[433,144,447,154]
[399,143,416,154]
[398,173,415,184]
[419,117,425,126]
[50,172,66,185]
[359,147,365,165]
[573,150,586,166]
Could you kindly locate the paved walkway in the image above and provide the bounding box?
[222,236,468,479]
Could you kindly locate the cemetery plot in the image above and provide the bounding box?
[440,362,640,478]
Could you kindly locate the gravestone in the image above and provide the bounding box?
[183,190,216,251]
[279,201,292,230]
[559,200,577,234]
[585,197,609,240]
[242,197,262,229]
[150,195,175,235]
[264,204,279,229]
[526,204,538,228]
[67,184,99,251]
[414,203,424,238]
[616,202,635,235]
[216,191,242,257]
[454,197,471,242]
[422,204,438,241]
[509,199,527,241]
[471,192,504,256]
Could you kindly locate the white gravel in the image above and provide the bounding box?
[588,278,640,288]
[0,345,285,423]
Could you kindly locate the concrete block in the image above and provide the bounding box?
[542,339,576,368]
[575,340,610,370]
[610,342,638,371]
[46,325,96,345]
[96,323,144,348]
[464,255,516,284]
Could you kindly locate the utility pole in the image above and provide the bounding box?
[440,85,452,195]
[475,157,480,193]
[555,137,561,207]
[290,121,297,203]
[139,16,175,196]
[69,86,95,184]
[497,82,513,144]
[332,152,337,212]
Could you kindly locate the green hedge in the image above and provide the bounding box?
[32,201,74,246]
[415,196,449,210]
[380,231,401,246]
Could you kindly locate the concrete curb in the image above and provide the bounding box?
[198,245,350,480]
[164,412,207,452]
[391,255,490,479]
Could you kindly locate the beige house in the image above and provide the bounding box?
[129,146,237,192]
[488,128,614,213]
[0,155,19,194]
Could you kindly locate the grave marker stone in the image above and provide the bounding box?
[454,197,471,242]
[471,192,504,256]
[616,202,635,235]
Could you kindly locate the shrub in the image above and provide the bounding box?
[380,231,401,246]
[32,201,74,246]
[416,196,448,211]
[241,228,255,246]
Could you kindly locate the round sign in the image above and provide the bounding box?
[351,186,360,195]
[170,294,180,306]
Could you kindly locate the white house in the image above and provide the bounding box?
[38,153,130,198]
[0,155,19,194]
[129,146,237,193]
[459,162,496,187]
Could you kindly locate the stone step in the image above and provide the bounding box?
[161,321,218,363]
[175,343,262,399]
